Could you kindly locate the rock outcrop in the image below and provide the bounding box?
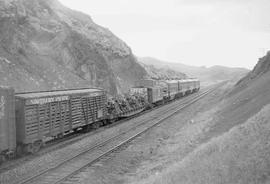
[237,51,270,86]
[0,0,147,94]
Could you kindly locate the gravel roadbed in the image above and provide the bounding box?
[0,92,199,184]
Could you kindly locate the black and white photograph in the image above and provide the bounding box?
[0,0,270,183]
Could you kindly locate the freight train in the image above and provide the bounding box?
[0,78,199,163]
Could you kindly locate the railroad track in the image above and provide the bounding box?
[0,87,196,174]
[9,82,224,184]
[0,86,203,177]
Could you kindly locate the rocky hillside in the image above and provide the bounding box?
[0,0,147,94]
[236,51,270,86]
[139,62,187,80]
[139,57,249,84]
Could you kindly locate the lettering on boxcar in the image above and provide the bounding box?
[83,92,102,97]
[88,92,102,97]
[0,96,5,119]
[27,96,69,105]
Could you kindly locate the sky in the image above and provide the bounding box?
[59,0,270,69]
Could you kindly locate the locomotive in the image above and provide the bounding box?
[0,78,199,163]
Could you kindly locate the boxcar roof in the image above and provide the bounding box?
[165,80,179,84]
[165,79,199,83]
[179,79,199,82]
[15,88,104,99]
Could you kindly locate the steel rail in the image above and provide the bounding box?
[17,83,223,184]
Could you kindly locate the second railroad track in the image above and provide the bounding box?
[4,82,224,184]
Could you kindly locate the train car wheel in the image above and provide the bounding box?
[57,133,64,139]
[25,141,41,154]
[102,119,109,126]
[33,141,42,153]
[16,145,24,156]
[91,122,100,129]
[25,144,34,154]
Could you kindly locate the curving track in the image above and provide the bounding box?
[6,82,225,184]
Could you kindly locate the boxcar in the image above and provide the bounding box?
[15,88,107,153]
[134,79,169,104]
[147,82,169,104]
[0,87,16,162]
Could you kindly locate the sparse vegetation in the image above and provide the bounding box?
[143,104,270,184]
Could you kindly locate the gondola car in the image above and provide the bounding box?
[15,88,107,153]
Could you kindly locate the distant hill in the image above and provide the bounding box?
[139,62,187,80]
[138,57,249,84]
[0,0,147,94]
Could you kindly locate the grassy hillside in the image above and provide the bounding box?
[146,103,270,184]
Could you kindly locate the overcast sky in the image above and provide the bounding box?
[59,0,270,69]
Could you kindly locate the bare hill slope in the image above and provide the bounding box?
[0,0,147,94]
[138,57,249,84]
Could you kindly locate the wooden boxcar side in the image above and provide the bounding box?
[15,89,107,152]
[0,87,16,158]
